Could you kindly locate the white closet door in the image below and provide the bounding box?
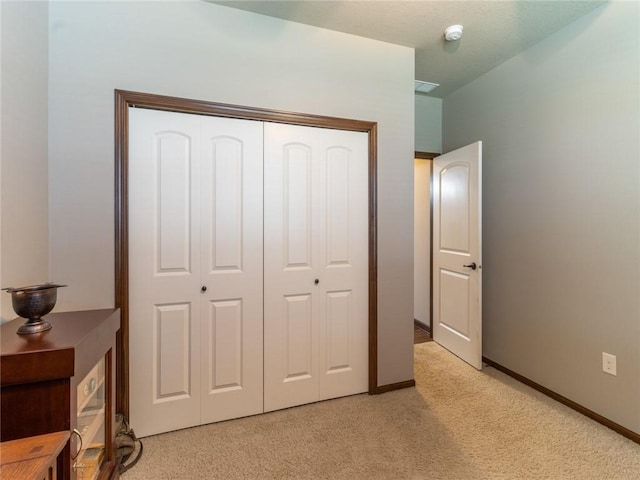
[129,108,203,437]
[129,109,264,437]
[199,116,264,424]
[263,123,369,412]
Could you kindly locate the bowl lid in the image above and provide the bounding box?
[2,283,67,293]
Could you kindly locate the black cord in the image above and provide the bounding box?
[116,414,144,474]
[119,439,144,474]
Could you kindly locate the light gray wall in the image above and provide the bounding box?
[443,3,639,433]
[415,94,442,154]
[0,1,50,322]
[48,1,415,386]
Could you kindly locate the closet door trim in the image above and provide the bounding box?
[115,89,379,418]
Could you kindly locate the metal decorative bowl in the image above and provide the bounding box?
[2,283,67,334]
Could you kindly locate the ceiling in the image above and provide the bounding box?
[208,1,606,98]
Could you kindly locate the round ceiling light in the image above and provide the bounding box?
[444,25,463,42]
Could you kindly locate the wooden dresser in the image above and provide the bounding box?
[1,309,120,480]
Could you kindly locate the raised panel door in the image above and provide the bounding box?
[128,109,263,436]
[433,142,483,369]
[129,108,202,437]
[263,123,368,412]
[199,116,264,424]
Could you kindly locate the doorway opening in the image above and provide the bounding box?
[414,151,438,344]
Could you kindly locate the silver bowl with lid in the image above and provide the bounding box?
[2,283,67,334]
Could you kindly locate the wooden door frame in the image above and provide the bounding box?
[114,89,379,417]
[414,151,438,336]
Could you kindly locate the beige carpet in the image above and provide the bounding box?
[122,343,640,479]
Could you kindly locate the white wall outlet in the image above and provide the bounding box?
[602,352,617,376]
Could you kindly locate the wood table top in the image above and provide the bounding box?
[0,431,69,480]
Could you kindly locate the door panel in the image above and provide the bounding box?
[439,164,470,253]
[284,144,313,269]
[129,109,263,435]
[264,127,321,411]
[326,148,351,264]
[439,269,471,338]
[433,142,482,369]
[199,115,263,425]
[325,290,352,372]
[319,132,369,401]
[207,136,244,272]
[264,123,368,411]
[129,108,202,437]
[154,303,192,400]
[206,299,243,392]
[156,133,193,272]
[284,294,314,380]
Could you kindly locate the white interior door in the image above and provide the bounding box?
[263,123,369,412]
[129,108,202,437]
[128,108,263,437]
[432,142,482,369]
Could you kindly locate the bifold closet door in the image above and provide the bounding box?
[263,123,369,412]
[128,108,263,437]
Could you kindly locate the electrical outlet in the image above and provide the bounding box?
[602,352,617,376]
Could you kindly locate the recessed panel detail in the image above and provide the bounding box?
[209,137,243,273]
[284,294,312,381]
[325,290,352,373]
[153,303,191,401]
[283,144,312,270]
[326,148,351,267]
[208,299,243,393]
[439,163,470,254]
[439,269,470,340]
[155,133,192,274]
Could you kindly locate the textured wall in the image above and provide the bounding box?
[0,1,50,322]
[415,94,442,154]
[48,1,415,386]
[443,3,640,433]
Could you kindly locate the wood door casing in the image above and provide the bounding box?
[115,90,386,419]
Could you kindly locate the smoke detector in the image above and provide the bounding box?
[444,25,463,42]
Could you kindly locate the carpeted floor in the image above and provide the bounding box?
[122,342,640,479]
